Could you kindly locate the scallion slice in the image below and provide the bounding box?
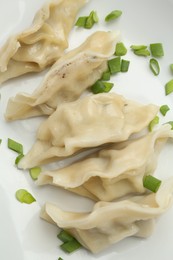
[149,58,160,76]
[165,79,173,95]
[15,189,36,204]
[121,59,130,72]
[91,81,103,94]
[148,116,159,132]
[75,11,98,29]
[130,45,147,51]
[58,230,74,243]
[143,175,162,193]
[115,42,127,56]
[101,82,114,92]
[58,258,63,260]
[105,10,122,22]
[60,240,82,253]
[8,138,23,154]
[58,230,82,254]
[134,49,150,56]
[75,16,88,27]
[91,10,99,23]
[101,71,111,81]
[29,166,41,180]
[0,139,2,144]
[91,80,113,94]
[150,43,164,57]
[15,153,24,166]
[108,57,121,74]
[85,11,98,29]
[130,44,150,56]
[160,105,170,116]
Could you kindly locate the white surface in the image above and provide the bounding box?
[1,0,173,259]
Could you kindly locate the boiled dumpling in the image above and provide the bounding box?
[0,0,87,84]
[37,124,173,201]
[5,31,118,120]
[18,93,158,169]
[40,177,173,253]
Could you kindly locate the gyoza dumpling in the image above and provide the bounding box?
[18,93,158,169]
[40,177,173,253]
[37,124,173,201]
[5,31,118,120]
[0,0,87,84]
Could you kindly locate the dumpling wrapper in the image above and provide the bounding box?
[0,0,87,84]
[40,177,173,253]
[18,93,158,169]
[37,124,173,201]
[5,31,118,120]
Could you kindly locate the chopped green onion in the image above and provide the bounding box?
[75,16,88,27]
[108,57,121,74]
[101,71,111,81]
[85,11,98,29]
[170,64,173,73]
[148,116,159,132]
[58,230,82,254]
[130,45,147,51]
[143,175,162,193]
[91,10,99,23]
[121,59,130,72]
[101,82,114,92]
[16,189,27,202]
[0,139,2,144]
[29,166,41,180]
[8,138,23,154]
[134,49,150,56]
[160,105,170,116]
[150,43,164,57]
[115,42,127,56]
[149,58,160,76]
[75,11,98,29]
[15,153,24,165]
[165,79,173,95]
[105,10,122,22]
[130,44,150,56]
[91,80,113,94]
[58,230,74,243]
[15,189,36,204]
[58,258,64,260]
[60,240,82,253]
[166,121,173,129]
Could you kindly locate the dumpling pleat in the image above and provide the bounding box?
[0,0,87,84]
[40,177,173,253]
[18,93,159,169]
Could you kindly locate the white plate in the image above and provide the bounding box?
[1,0,173,259]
